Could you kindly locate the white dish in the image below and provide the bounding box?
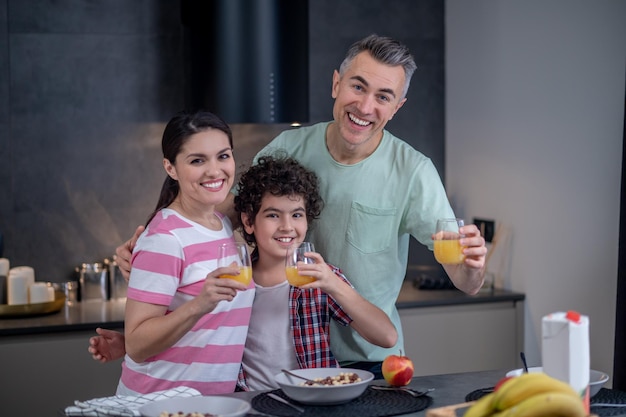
[505,366,609,398]
[274,368,374,405]
[138,395,250,417]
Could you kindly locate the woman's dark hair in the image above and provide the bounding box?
[146,109,233,225]
[234,154,324,247]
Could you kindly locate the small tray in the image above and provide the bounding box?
[426,401,474,416]
[0,290,66,318]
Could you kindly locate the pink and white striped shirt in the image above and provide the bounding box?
[117,209,254,395]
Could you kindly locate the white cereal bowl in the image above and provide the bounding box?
[139,396,250,417]
[274,368,374,405]
[505,366,609,398]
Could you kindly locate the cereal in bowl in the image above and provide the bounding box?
[301,372,362,386]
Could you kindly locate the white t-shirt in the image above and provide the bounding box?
[241,280,299,390]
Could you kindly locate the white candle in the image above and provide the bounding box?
[8,275,28,305]
[0,258,9,277]
[9,266,35,283]
[29,282,54,303]
[8,266,35,305]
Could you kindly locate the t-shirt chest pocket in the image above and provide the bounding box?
[346,202,396,254]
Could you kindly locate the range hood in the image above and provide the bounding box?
[181,0,309,124]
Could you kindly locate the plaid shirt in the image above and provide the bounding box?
[237,264,353,390]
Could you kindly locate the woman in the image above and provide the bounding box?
[116,110,254,396]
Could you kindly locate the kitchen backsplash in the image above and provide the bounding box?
[0,0,444,281]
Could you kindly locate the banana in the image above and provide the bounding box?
[490,391,586,417]
[491,372,579,410]
[463,392,496,417]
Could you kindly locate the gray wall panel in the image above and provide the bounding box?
[9,0,179,34]
[0,0,11,257]
[0,0,443,280]
[3,1,184,277]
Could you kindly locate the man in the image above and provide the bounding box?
[116,34,487,376]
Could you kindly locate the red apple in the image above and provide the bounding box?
[382,351,414,386]
[494,376,513,391]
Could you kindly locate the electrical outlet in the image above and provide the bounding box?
[473,218,495,243]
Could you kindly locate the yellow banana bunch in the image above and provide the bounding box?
[492,372,579,410]
[463,372,585,417]
[463,392,496,417]
[491,392,586,417]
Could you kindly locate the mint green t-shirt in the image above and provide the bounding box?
[255,122,455,363]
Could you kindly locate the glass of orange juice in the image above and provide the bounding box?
[433,218,465,265]
[285,242,316,287]
[217,242,252,285]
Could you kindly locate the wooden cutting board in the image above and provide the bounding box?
[425,401,474,417]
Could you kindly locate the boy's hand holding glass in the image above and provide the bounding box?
[285,242,317,287]
[217,242,252,286]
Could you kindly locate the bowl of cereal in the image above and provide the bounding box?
[138,395,250,417]
[274,368,374,405]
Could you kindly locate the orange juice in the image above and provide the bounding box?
[434,239,464,264]
[219,266,252,286]
[285,266,316,287]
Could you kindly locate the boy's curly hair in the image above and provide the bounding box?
[234,154,324,247]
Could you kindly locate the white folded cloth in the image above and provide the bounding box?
[64,386,201,416]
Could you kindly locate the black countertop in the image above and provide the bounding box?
[396,280,525,309]
[0,282,525,337]
[0,298,126,336]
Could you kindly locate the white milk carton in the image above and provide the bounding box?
[542,310,590,413]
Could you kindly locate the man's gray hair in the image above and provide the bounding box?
[339,34,417,99]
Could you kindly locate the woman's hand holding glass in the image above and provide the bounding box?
[192,242,251,313]
[217,242,252,286]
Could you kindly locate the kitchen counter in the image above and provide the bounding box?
[397,281,525,376]
[396,280,525,308]
[59,369,624,417]
[0,285,525,415]
[0,298,126,336]
[0,282,524,336]
[0,299,126,416]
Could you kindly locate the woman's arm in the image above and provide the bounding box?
[125,266,247,363]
